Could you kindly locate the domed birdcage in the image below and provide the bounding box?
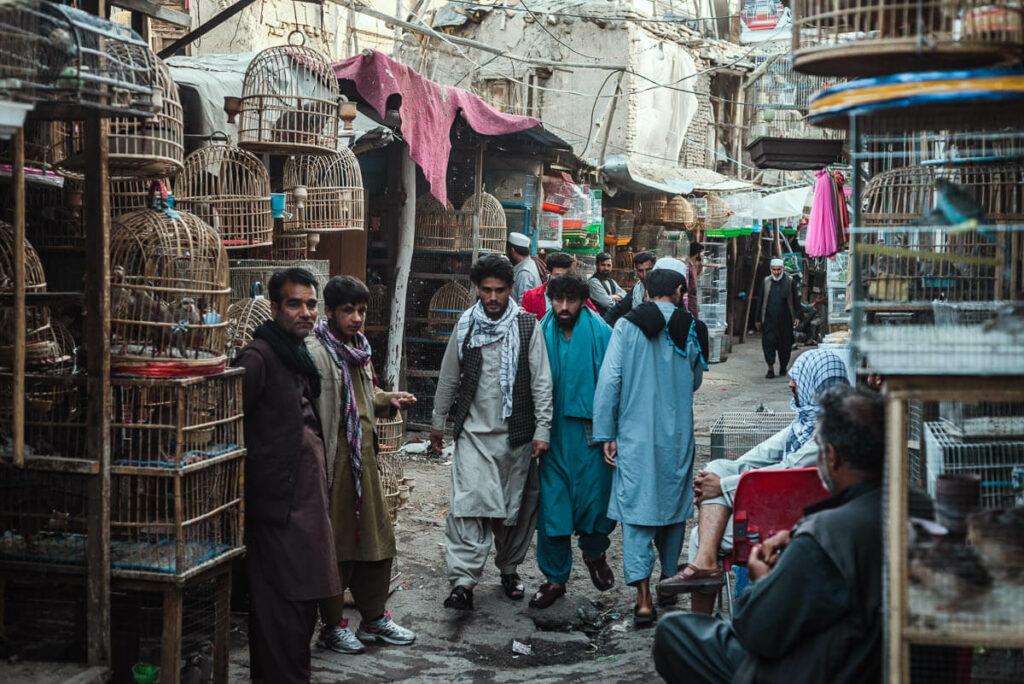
[862,163,1024,227]
[427,280,472,341]
[0,0,156,117]
[109,208,230,375]
[56,58,183,176]
[282,149,365,233]
[413,194,457,251]
[249,230,310,261]
[460,192,507,254]
[236,45,341,155]
[703,193,732,231]
[792,0,1024,77]
[225,294,272,360]
[110,176,168,217]
[175,143,273,249]
[0,223,50,364]
[662,196,695,228]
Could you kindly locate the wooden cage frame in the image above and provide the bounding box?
[0,221,49,358]
[662,195,696,228]
[413,194,458,251]
[225,296,272,359]
[460,191,508,254]
[237,45,341,155]
[282,149,365,233]
[176,144,273,250]
[427,280,472,341]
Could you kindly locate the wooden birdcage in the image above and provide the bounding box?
[110,176,167,217]
[282,149,365,233]
[0,120,62,169]
[792,0,1024,77]
[703,193,732,230]
[377,412,404,454]
[365,283,388,332]
[236,45,341,155]
[0,222,50,361]
[175,144,273,249]
[460,192,507,253]
[662,195,695,228]
[56,58,183,176]
[862,163,1024,226]
[109,209,230,374]
[225,296,271,359]
[427,281,471,341]
[0,0,156,117]
[634,195,668,223]
[413,194,458,251]
[249,230,310,261]
[228,258,329,312]
[20,175,84,252]
[377,449,403,524]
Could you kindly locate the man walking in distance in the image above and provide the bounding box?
[758,258,800,378]
[508,231,541,304]
[593,259,707,627]
[432,254,554,610]
[521,252,597,319]
[603,250,656,325]
[234,268,341,683]
[588,252,626,315]
[685,241,704,318]
[530,273,616,609]
[308,276,418,654]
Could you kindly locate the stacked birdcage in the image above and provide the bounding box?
[792,0,1024,77]
[225,295,271,360]
[0,222,51,368]
[228,259,330,312]
[747,47,845,141]
[110,176,165,217]
[700,240,729,362]
[175,143,273,250]
[282,149,365,233]
[365,283,388,333]
[426,281,471,342]
[413,194,458,251]
[825,250,850,327]
[235,45,341,155]
[376,412,406,524]
[604,208,635,247]
[709,411,795,461]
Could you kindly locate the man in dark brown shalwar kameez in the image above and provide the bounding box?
[234,267,341,683]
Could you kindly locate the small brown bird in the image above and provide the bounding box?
[171,297,201,359]
[968,507,1024,581]
[909,540,993,611]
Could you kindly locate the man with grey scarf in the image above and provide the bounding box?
[431,254,554,610]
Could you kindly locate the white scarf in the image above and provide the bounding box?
[454,299,522,419]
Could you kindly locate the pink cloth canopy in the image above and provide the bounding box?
[334,51,540,206]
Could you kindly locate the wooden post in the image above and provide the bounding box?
[11,128,25,467]
[732,79,746,179]
[212,568,232,684]
[383,143,416,391]
[740,230,763,343]
[884,388,909,684]
[161,588,183,684]
[471,141,485,263]
[84,115,112,667]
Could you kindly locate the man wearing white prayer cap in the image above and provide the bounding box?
[507,232,541,304]
[758,258,799,378]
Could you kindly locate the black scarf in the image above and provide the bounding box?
[624,301,709,364]
[253,320,321,398]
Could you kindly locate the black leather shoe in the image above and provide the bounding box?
[443,585,474,610]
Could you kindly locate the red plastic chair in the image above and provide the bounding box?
[720,467,831,616]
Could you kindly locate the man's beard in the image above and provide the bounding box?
[556,310,580,330]
[772,273,784,281]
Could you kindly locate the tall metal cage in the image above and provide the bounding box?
[236,45,341,155]
[175,143,273,249]
[282,149,364,233]
[792,0,1024,77]
[0,0,156,117]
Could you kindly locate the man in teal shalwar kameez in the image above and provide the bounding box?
[530,274,616,609]
[593,259,708,626]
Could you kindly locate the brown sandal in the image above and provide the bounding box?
[528,582,566,609]
[583,554,615,592]
[657,564,724,596]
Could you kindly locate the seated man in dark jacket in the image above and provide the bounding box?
[653,385,883,684]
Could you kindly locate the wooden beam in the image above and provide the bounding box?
[83,115,112,668]
[113,0,189,27]
[11,128,25,468]
[884,394,909,684]
[157,0,260,58]
[471,141,484,263]
[383,143,416,391]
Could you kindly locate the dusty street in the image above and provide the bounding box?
[229,336,804,683]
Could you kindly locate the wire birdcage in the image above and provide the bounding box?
[282,149,364,233]
[709,411,796,461]
[0,0,156,117]
[939,401,1024,439]
[228,259,329,311]
[460,192,507,253]
[427,281,471,342]
[175,143,273,250]
[604,208,635,244]
[0,222,50,361]
[413,194,458,251]
[225,296,272,360]
[792,0,1024,77]
[236,45,341,155]
[662,196,695,228]
[700,240,729,331]
[109,209,230,373]
[55,58,183,176]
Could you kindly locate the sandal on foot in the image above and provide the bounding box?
[657,592,679,608]
[633,604,657,628]
[583,554,615,592]
[500,573,525,600]
[658,564,724,596]
[528,582,566,609]
[443,585,474,611]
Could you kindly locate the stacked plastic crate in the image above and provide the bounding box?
[825,250,849,328]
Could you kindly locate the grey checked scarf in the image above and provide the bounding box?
[454,298,522,419]
[784,348,850,457]
[313,318,372,539]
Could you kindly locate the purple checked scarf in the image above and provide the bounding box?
[314,318,373,537]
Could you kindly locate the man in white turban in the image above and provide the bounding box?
[757,259,799,378]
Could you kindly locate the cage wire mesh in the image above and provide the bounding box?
[0,0,156,116]
[18,174,84,251]
[225,296,272,360]
[55,57,183,177]
[110,176,166,217]
[282,148,365,233]
[662,196,696,229]
[747,44,846,141]
[699,239,728,331]
[0,222,50,364]
[792,0,1024,77]
[413,194,459,251]
[109,209,230,372]
[460,192,508,254]
[228,259,329,312]
[237,45,341,155]
[175,143,273,250]
[427,280,471,342]
[365,283,388,332]
[247,228,310,261]
[0,371,85,464]
[709,411,795,461]
[0,574,88,662]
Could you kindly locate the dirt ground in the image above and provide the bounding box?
[223,334,803,683]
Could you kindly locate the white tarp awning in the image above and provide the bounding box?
[751,185,812,219]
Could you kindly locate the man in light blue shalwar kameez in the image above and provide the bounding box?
[593,258,708,626]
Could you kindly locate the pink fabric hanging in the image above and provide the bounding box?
[805,168,839,258]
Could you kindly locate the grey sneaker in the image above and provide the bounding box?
[317,624,366,654]
[356,615,416,646]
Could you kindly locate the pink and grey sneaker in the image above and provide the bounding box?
[355,612,416,646]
